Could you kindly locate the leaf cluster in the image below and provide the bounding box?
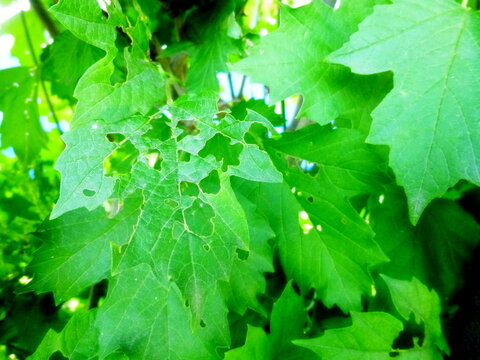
[0,0,479,359]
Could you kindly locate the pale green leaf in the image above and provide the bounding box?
[329,0,480,222]
[0,9,47,66]
[50,0,117,51]
[42,31,104,102]
[0,67,46,163]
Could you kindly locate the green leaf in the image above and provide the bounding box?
[7,0,477,357]
[42,31,104,102]
[225,282,317,360]
[95,264,220,359]
[51,115,149,218]
[0,9,47,66]
[239,124,389,312]
[113,156,248,328]
[294,312,403,360]
[232,0,391,130]
[382,276,450,357]
[329,0,480,222]
[176,109,282,184]
[0,67,46,163]
[23,194,142,303]
[234,178,386,313]
[51,51,165,217]
[183,0,243,92]
[50,0,117,51]
[29,311,98,360]
[225,325,271,360]
[369,186,480,300]
[267,124,389,196]
[222,190,274,316]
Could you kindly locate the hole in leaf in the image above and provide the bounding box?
[177,149,191,162]
[116,26,132,46]
[198,133,242,171]
[307,196,314,203]
[104,140,139,176]
[144,115,172,141]
[164,199,179,210]
[106,133,126,143]
[200,320,206,328]
[392,314,425,349]
[103,198,123,218]
[108,28,132,85]
[145,150,162,171]
[244,123,268,144]
[185,299,189,308]
[180,181,199,197]
[203,244,211,252]
[83,189,96,197]
[236,248,249,261]
[110,53,127,85]
[291,282,301,295]
[184,199,214,237]
[230,98,285,126]
[50,351,68,360]
[199,170,220,194]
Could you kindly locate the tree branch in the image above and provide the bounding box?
[29,0,60,38]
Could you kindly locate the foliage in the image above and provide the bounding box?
[0,0,479,359]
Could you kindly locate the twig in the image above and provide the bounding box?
[237,75,247,98]
[227,73,236,100]
[20,11,63,135]
[287,96,303,131]
[29,0,59,38]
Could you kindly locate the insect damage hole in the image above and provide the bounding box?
[83,189,96,197]
[236,248,249,261]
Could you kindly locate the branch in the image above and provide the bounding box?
[21,11,63,135]
[29,0,60,38]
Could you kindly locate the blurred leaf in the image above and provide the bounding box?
[42,31,104,102]
[0,67,46,163]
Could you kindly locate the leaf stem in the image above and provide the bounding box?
[281,99,286,131]
[29,0,59,38]
[287,96,303,131]
[20,11,63,135]
[461,0,469,8]
[237,75,247,98]
[86,285,95,309]
[227,73,236,101]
